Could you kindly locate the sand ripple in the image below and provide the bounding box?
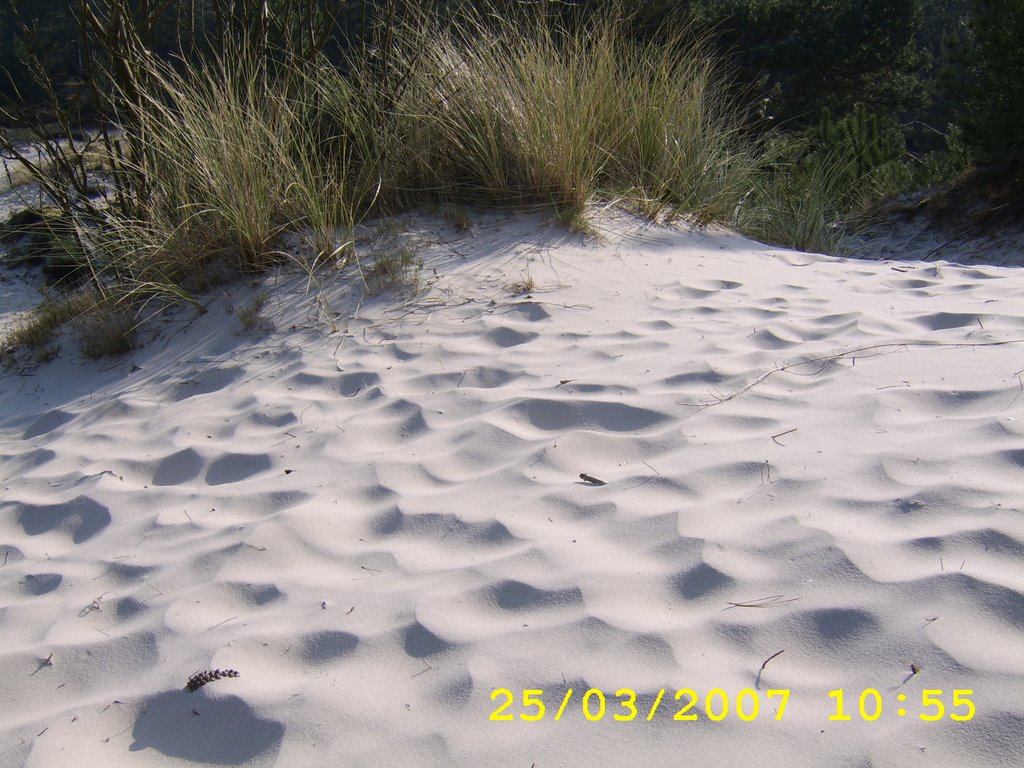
[1,211,1022,766]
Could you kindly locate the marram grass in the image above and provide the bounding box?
[370,9,755,221]
[2,6,872,359]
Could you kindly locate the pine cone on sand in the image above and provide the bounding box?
[185,668,240,692]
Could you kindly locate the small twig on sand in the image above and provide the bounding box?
[725,595,800,610]
[1003,374,1023,412]
[679,338,1024,409]
[899,662,923,686]
[579,473,607,486]
[754,649,785,690]
[29,654,53,676]
[771,428,797,445]
[6,730,26,751]
[760,650,785,672]
[206,616,238,631]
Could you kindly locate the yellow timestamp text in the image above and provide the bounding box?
[828,689,975,721]
[488,688,978,723]
[489,687,792,722]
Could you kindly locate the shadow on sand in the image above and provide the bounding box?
[130,689,284,765]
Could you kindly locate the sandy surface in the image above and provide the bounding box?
[1,210,1023,767]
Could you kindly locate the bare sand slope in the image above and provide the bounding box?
[1,211,1022,767]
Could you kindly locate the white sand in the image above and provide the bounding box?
[2,210,1023,767]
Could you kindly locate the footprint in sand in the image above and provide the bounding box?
[483,326,539,348]
[297,630,360,663]
[671,561,734,599]
[204,452,273,485]
[169,366,245,401]
[915,311,980,331]
[22,409,72,439]
[510,398,670,432]
[489,579,584,611]
[19,572,62,595]
[152,447,205,486]
[403,621,455,658]
[12,495,111,543]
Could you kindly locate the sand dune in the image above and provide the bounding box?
[2,210,1023,767]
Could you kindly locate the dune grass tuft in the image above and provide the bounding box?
[358,9,754,223]
[86,5,755,305]
[3,3,865,358]
[1,288,113,362]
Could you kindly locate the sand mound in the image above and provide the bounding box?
[2,210,1022,767]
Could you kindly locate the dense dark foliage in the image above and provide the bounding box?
[0,1,78,104]
[0,0,1019,178]
[945,0,1024,177]
[691,0,927,129]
